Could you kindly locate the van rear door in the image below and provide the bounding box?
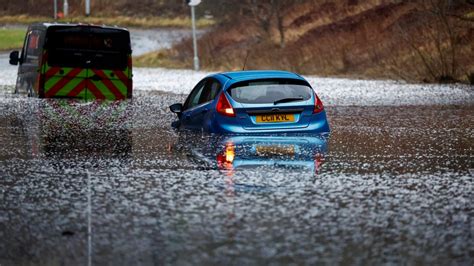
[44,26,132,100]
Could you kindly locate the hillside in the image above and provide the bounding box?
[136,0,474,83]
[0,1,187,17]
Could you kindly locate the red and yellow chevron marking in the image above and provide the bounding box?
[40,50,133,100]
[90,69,126,100]
[45,68,85,97]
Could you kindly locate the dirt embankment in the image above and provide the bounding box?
[137,0,474,83]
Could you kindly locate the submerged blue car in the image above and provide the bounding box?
[170,70,330,134]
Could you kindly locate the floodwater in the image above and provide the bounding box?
[0,29,473,264]
[0,86,472,265]
[131,28,204,56]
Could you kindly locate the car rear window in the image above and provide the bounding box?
[228,79,313,104]
[46,26,130,70]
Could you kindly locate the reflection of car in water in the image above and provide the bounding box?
[27,99,133,160]
[214,135,328,175]
[9,23,133,100]
[176,133,328,177]
[175,134,328,192]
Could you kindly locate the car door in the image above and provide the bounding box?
[181,79,206,130]
[181,78,221,131]
[17,29,44,96]
[43,26,90,99]
[86,27,131,100]
[43,26,131,100]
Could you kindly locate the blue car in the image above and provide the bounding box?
[170,70,330,134]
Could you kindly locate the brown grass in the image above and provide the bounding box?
[137,1,474,84]
[0,15,214,28]
[135,49,190,69]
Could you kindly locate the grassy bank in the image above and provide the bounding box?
[135,1,474,84]
[134,49,189,69]
[0,15,214,28]
[0,29,25,51]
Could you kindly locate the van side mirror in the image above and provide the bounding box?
[9,51,19,65]
[169,103,183,114]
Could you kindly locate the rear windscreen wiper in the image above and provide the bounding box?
[273,97,304,105]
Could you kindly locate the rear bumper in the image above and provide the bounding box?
[209,111,330,134]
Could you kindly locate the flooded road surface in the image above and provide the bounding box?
[1,45,474,265]
[131,28,204,56]
[0,83,473,265]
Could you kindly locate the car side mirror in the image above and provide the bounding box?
[170,103,183,119]
[9,51,19,65]
[170,103,183,114]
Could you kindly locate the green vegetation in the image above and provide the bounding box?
[0,15,214,28]
[0,28,25,51]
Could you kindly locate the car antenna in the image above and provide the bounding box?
[242,50,250,71]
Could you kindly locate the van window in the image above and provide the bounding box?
[46,26,131,70]
[23,30,42,64]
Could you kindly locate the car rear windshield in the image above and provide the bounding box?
[46,26,131,70]
[228,79,313,104]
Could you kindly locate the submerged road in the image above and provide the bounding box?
[0,53,473,264]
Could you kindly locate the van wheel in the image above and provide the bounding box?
[27,86,36,97]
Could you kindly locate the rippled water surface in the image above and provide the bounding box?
[1,25,471,265]
[0,85,473,265]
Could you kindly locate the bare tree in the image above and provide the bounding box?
[246,0,275,40]
[239,0,301,48]
[272,0,289,48]
[395,0,473,82]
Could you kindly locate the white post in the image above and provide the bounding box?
[85,0,91,17]
[86,170,92,266]
[54,0,58,20]
[191,6,199,71]
[63,0,69,17]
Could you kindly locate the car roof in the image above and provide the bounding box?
[213,70,309,89]
[29,22,129,32]
[217,70,304,81]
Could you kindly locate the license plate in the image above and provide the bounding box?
[256,114,295,123]
[256,145,295,156]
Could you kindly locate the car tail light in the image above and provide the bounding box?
[217,142,235,175]
[216,92,235,117]
[313,91,324,114]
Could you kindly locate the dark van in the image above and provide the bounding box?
[9,23,132,100]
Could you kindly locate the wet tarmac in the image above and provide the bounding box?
[0,85,473,265]
[130,28,204,56]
